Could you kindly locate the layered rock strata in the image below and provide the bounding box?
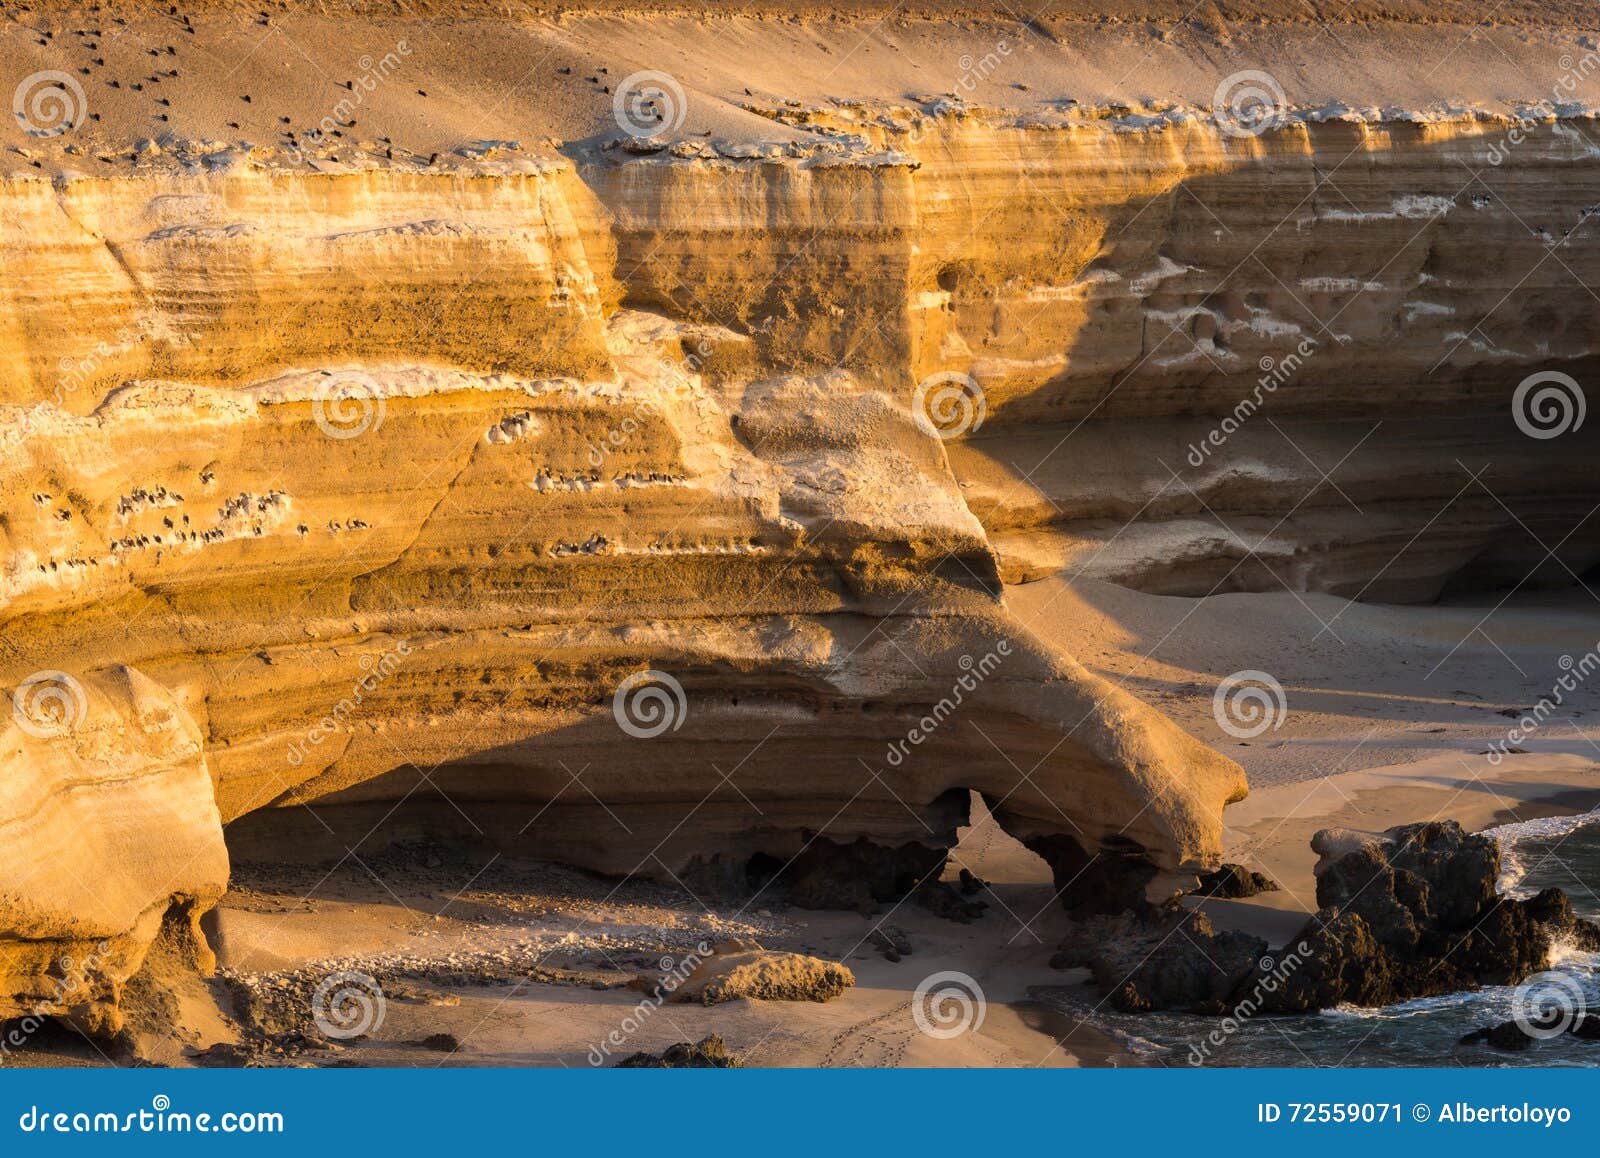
[0,666,227,1037]
[5,2,1600,1028]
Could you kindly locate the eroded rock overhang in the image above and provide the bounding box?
[5,82,1600,1011]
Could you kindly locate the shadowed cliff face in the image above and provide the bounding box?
[3,3,1600,1028]
[590,109,1600,599]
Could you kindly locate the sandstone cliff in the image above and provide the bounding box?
[0,666,226,1037]
[3,0,1598,1027]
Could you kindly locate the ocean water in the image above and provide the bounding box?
[1033,815,1600,1067]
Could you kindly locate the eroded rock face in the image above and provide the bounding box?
[1251,823,1600,1013]
[7,5,1600,1032]
[0,308,1247,922]
[0,667,228,1037]
[598,106,1600,603]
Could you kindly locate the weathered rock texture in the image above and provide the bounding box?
[670,947,855,1005]
[1252,823,1600,1013]
[4,1,1600,1026]
[1073,821,1600,1014]
[0,666,228,1036]
[616,1034,743,1068]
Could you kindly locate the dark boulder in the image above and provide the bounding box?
[408,1033,463,1052]
[616,1033,742,1068]
[869,925,912,962]
[1190,863,1280,899]
[1458,1021,1536,1050]
[1024,833,1159,916]
[1058,907,1268,1013]
[1571,1014,1600,1041]
[1064,819,1600,1017]
[1238,822,1600,1013]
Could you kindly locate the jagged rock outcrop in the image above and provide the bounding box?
[1461,1013,1600,1050]
[1071,821,1600,1014]
[1248,823,1600,1013]
[1055,905,1268,1014]
[1190,863,1280,899]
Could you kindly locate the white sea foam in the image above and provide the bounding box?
[1485,810,1600,895]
